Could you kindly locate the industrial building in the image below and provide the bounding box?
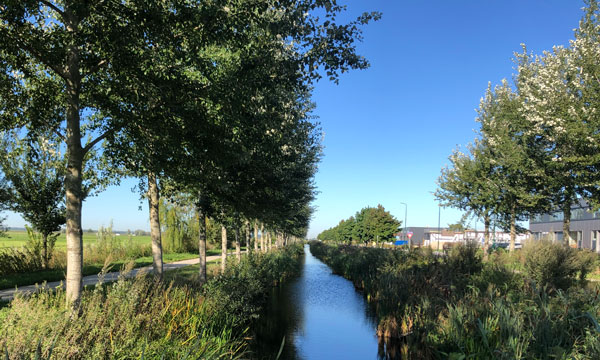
[530,200,600,251]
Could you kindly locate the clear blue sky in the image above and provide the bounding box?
[3,0,586,237]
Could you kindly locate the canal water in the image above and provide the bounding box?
[253,244,380,359]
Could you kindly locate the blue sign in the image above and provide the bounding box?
[394,240,408,246]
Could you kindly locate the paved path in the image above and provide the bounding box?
[0,254,224,301]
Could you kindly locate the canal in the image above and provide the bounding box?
[253,244,381,359]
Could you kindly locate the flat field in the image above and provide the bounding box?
[0,230,151,249]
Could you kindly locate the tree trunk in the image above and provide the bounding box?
[563,203,572,247]
[197,209,207,285]
[64,7,84,306]
[260,223,265,253]
[245,220,251,253]
[235,227,241,262]
[254,222,259,252]
[147,172,163,278]
[267,231,272,251]
[483,214,490,261]
[221,225,227,272]
[42,232,49,269]
[509,205,516,252]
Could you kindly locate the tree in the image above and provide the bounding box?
[0,176,8,237]
[0,132,66,268]
[436,141,499,255]
[516,41,598,247]
[0,1,379,304]
[447,222,466,232]
[0,1,194,307]
[353,205,401,246]
[476,81,549,252]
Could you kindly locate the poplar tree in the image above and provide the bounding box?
[477,81,549,252]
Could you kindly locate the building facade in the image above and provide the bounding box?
[530,200,600,251]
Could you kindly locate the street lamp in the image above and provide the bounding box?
[399,202,408,246]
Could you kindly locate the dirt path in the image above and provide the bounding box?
[0,254,223,301]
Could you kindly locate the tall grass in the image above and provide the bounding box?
[310,241,600,359]
[0,244,304,359]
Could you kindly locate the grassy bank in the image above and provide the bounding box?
[310,241,600,359]
[0,244,303,359]
[0,252,203,290]
[0,230,151,249]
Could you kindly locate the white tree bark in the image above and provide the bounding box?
[221,225,227,272]
[147,172,163,277]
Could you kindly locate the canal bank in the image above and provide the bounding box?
[253,244,379,359]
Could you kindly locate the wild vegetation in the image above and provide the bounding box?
[310,241,600,359]
[0,244,304,359]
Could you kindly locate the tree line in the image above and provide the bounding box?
[435,0,600,257]
[317,204,401,245]
[0,1,380,308]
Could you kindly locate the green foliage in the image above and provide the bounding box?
[0,247,43,276]
[0,245,303,359]
[447,222,465,232]
[317,204,401,244]
[522,240,598,290]
[447,240,483,276]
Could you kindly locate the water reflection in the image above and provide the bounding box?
[253,244,380,359]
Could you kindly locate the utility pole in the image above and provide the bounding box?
[437,205,441,252]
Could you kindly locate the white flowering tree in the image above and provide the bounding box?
[477,81,550,251]
[516,8,600,247]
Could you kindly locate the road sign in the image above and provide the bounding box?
[407,232,413,239]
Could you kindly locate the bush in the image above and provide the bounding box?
[573,249,598,281]
[446,240,483,275]
[522,240,579,290]
[0,247,43,275]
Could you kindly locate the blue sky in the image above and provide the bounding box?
[3,1,586,237]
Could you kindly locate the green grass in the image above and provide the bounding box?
[0,230,151,249]
[163,259,220,284]
[0,252,199,290]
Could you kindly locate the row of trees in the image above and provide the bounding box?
[435,0,600,256]
[0,1,380,307]
[317,204,402,245]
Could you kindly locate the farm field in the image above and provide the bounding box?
[0,230,151,249]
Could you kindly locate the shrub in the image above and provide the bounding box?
[446,240,483,276]
[0,247,43,275]
[573,249,598,282]
[522,240,579,290]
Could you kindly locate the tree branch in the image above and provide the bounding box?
[86,59,108,77]
[17,39,68,80]
[54,129,65,141]
[83,130,112,154]
[39,0,65,18]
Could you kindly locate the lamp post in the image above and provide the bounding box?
[400,202,408,247]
